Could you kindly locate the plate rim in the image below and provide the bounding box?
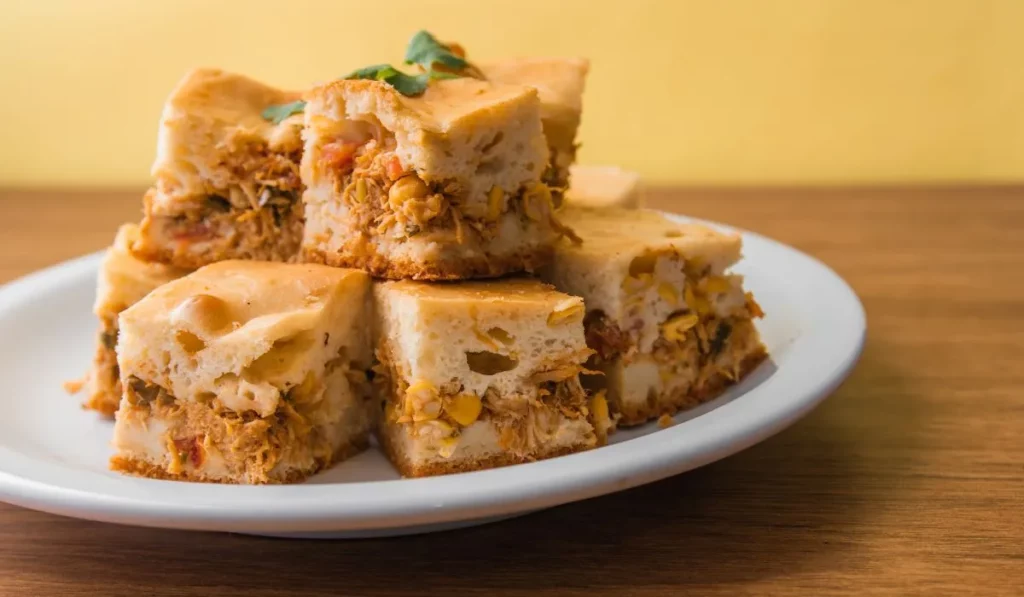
[0,213,865,533]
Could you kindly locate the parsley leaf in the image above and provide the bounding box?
[261,100,306,124]
[342,32,474,98]
[346,64,400,80]
[404,30,468,71]
[428,70,461,81]
[343,64,429,97]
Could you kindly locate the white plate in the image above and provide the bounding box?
[0,214,864,538]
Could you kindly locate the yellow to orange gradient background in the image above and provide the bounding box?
[1,0,1021,186]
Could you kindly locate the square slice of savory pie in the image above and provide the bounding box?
[111,261,373,484]
[77,224,190,416]
[132,68,306,268]
[301,78,571,280]
[541,207,768,426]
[373,279,612,477]
[480,58,589,203]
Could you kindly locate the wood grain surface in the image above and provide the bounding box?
[0,187,1021,596]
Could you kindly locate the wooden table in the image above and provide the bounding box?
[0,187,1021,596]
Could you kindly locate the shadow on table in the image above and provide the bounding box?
[10,342,915,596]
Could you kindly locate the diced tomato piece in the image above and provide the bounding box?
[173,437,204,467]
[386,155,405,181]
[320,141,359,171]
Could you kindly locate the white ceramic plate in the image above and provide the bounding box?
[0,214,864,538]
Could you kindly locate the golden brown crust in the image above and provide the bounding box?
[109,436,368,485]
[377,423,594,478]
[616,348,769,426]
[302,244,554,281]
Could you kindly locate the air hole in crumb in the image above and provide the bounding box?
[244,333,315,379]
[175,330,206,354]
[628,252,659,277]
[487,327,514,345]
[664,230,683,238]
[480,132,504,153]
[465,351,518,375]
[196,392,216,404]
[476,158,504,175]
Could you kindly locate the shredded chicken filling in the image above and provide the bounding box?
[584,296,763,394]
[320,138,575,244]
[122,362,368,479]
[375,348,592,434]
[157,145,303,250]
[542,146,575,208]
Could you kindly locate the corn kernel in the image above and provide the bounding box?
[487,186,504,220]
[445,393,483,427]
[388,175,429,206]
[405,379,438,420]
[522,184,553,221]
[684,285,697,309]
[684,285,712,316]
[684,256,706,277]
[589,391,610,424]
[657,283,679,305]
[694,295,711,315]
[354,178,367,203]
[412,400,441,422]
[438,436,459,458]
[662,313,699,342]
[547,298,585,326]
[406,379,436,398]
[704,276,731,294]
[417,419,454,441]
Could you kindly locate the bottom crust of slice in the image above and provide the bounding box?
[302,244,553,281]
[110,435,369,485]
[377,423,592,478]
[617,348,769,426]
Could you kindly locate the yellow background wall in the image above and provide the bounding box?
[2,0,1021,186]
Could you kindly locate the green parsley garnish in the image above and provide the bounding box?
[343,63,459,97]
[261,100,306,124]
[404,30,468,72]
[343,64,430,96]
[342,31,476,97]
